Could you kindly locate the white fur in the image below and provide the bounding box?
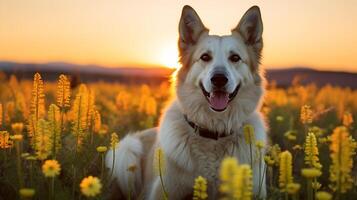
[107,5,267,200]
[105,134,143,197]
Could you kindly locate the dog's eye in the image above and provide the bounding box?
[229,54,241,63]
[200,53,212,62]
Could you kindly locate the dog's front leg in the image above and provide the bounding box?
[147,178,165,200]
[148,176,192,200]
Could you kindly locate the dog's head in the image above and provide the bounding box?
[175,5,265,129]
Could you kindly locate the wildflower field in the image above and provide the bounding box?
[0,72,356,200]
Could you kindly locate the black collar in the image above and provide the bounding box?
[184,115,232,140]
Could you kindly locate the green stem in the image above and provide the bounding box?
[30,161,33,187]
[72,166,76,199]
[307,179,313,200]
[100,153,104,180]
[249,143,253,169]
[158,154,168,199]
[50,177,55,200]
[15,141,23,188]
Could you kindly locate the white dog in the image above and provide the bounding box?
[106,5,267,200]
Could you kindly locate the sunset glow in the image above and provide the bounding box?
[1,0,357,71]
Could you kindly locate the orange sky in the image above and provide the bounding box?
[1,0,357,72]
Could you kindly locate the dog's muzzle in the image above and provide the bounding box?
[199,81,241,112]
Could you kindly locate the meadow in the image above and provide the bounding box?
[0,72,356,200]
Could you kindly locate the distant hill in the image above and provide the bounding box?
[266,67,357,88]
[0,61,356,89]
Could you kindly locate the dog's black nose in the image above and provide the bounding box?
[211,73,228,88]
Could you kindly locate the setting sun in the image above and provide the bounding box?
[158,46,180,69]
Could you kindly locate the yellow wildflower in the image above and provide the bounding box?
[80,176,102,197]
[300,105,313,124]
[309,126,324,137]
[220,157,239,188]
[154,147,166,176]
[28,73,46,145]
[329,126,355,193]
[318,137,328,144]
[56,74,71,109]
[11,134,23,141]
[286,183,301,194]
[219,157,253,200]
[19,188,35,198]
[11,123,24,135]
[279,151,293,191]
[315,191,332,200]
[264,156,275,166]
[42,160,61,177]
[0,131,13,148]
[284,130,297,141]
[35,119,51,160]
[255,141,265,149]
[301,168,322,178]
[276,116,284,122]
[48,104,61,155]
[304,132,321,169]
[71,84,89,150]
[145,96,157,116]
[193,176,208,200]
[110,132,119,149]
[243,124,255,144]
[96,146,108,153]
[342,112,353,127]
[270,144,281,166]
[93,110,101,133]
[232,164,253,200]
[312,181,321,190]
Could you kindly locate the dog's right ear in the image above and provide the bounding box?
[178,5,208,49]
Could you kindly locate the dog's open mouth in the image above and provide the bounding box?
[199,82,241,112]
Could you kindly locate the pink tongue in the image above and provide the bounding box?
[209,92,229,110]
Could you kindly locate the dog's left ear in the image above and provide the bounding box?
[233,6,263,45]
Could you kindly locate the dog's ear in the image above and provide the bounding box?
[233,6,263,45]
[179,5,208,48]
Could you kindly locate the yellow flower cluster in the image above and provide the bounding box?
[329,126,356,193]
[48,104,61,155]
[110,132,119,149]
[0,131,13,149]
[154,147,166,176]
[304,132,321,169]
[300,105,313,124]
[342,112,353,127]
[28,73,46,146]
[56,74,71,109]
[219,157,252,200]
[193,176,208,200]
[243,124,255,144]
[279,151,293,191]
